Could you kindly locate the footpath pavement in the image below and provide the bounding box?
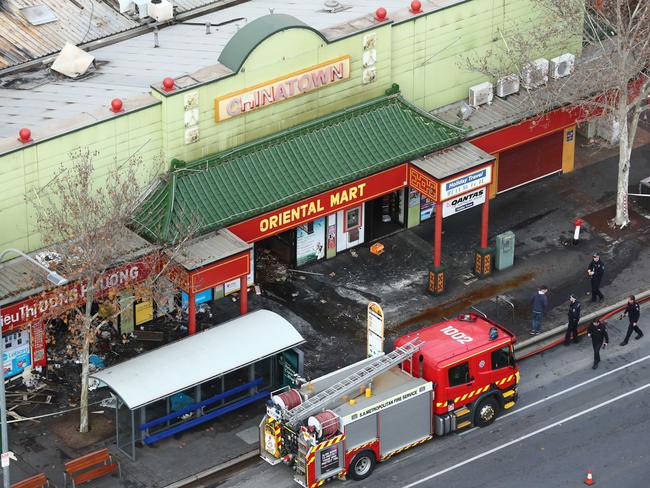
[5,127,650,487]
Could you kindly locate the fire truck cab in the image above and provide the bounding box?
[259,313,518,486]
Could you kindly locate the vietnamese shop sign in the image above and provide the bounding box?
[442,187,486,218]
[0,260,153,333]
[228,164,408,243]
[439,165,492,201]
[214,55,351,121]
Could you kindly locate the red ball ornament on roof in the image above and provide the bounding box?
[18,128,32,144]
[110,98,124,113]
[375,7,387,21]
[162,77,175,92]
[410,0,422,13]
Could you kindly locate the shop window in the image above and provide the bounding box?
[448,362,470,387]
[344,206,362,232]
[491,346,514,370]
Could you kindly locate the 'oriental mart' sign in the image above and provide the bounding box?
[214,56,351,121]
[228,165,408,243]
[0,259,153,333]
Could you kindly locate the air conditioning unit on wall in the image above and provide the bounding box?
[496,74,520,97]
[469,82,494,108]
[550,53,575,79]
[522,58,549,89]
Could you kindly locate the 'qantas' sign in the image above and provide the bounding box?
[442,187,486,218]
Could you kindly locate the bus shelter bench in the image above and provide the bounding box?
[139,378,268,445]
[11,473,49,488]
[63,448,121,487]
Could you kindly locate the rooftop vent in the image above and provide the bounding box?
[20,5,58,25]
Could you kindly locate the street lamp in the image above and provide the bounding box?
[1,248,68,488]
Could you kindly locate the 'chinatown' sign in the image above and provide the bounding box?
[439,165,492,201]
[228,164,408,243]
[442,187,486,218]
[214,56,351,122]
[0,259,153,333]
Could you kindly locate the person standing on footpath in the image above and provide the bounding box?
[530,286,549,335]
[588,319,609,369]
[620,295,643,346]
[564,294,581,345]
[587,252,605,302]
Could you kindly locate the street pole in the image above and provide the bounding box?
[0,248,68,488]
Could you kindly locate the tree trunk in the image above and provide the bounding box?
[614,104,631,227]
[79,277,95,434]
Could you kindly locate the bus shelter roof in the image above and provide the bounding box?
[91,309,305,409]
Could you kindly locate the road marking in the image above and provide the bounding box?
[402,381,650,488]
[459,352,650,437]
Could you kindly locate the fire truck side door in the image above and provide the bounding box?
[444,361,474,406]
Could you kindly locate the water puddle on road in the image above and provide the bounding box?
[395,271,536,331]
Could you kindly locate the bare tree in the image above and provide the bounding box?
[464,0,650,227]
[30,148,193,433]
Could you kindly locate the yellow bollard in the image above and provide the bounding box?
[365,387,372,398]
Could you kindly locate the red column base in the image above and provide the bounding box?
[427,265,447,295]
[474,247,494,278]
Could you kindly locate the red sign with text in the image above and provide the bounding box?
[0,258,154,333]
[228,164,408,243]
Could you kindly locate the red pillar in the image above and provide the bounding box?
[481,194,490,248]
[474,188,493,278]
[239,276,248,315]
[188,290,196,335]
[434,204,443,267]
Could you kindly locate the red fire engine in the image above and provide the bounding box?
[260,313,519,486]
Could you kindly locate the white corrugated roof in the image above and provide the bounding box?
[174,229,251,270]
[412,142,494,179]
[90,309,305,409]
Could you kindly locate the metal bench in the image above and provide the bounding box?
[63,448,121,487]
[139,378,268,445]
[11,473,49,488]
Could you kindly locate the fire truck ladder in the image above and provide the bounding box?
[285,338,424,425]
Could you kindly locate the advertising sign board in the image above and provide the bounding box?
[367,302,385,357]
[442,187,486,218]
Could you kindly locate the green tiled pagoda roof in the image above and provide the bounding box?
[133,95,465,242]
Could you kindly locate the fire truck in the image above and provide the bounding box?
[260,313,519,486]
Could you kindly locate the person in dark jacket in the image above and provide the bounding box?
[587,252,605,302]
[564,294,581,345]
[530,286,549,335]
[588,319,609,369]
[620,295,643,346]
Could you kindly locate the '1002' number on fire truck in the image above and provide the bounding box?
[440,325,473,344]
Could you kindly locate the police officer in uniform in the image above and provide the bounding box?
[620,295,643,346]
[587,252,605,302]
[588,319,609,369]
[564,294,581,345]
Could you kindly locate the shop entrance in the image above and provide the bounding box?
[364,189,406,241]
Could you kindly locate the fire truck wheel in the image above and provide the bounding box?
[349,450,376,481]
[474,396,499,427]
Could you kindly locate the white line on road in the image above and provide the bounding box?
[402,381,650,488]
[459,352,650,437]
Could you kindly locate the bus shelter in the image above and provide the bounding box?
[91,309,305,460]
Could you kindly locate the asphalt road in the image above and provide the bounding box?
[216,312,650,488]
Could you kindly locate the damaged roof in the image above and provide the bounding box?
[0,0,242,71]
